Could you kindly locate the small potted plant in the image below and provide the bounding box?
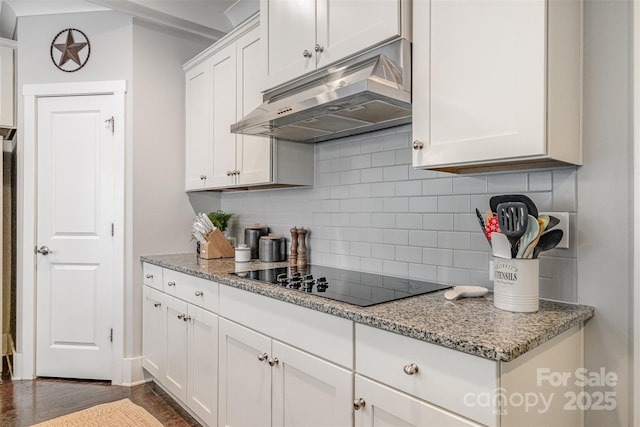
[207,210,233,232]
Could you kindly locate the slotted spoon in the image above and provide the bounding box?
[496,202,528,258]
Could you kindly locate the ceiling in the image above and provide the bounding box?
[0,0,258,40]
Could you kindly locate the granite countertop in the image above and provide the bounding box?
[141,253,594,362]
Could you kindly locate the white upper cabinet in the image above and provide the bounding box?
[0,40,16,129]
[262,0,408,91]
[412,0,582,173]
[185,60,214,190]
[184,15,314,191]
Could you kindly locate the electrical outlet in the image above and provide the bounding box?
[539,212,569,249]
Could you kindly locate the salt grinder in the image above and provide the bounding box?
[289,227,298,265]
[297,228,308,268]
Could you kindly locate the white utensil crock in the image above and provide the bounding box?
[493,257,539,313]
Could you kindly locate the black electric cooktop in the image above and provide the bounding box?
[230,265,450,307]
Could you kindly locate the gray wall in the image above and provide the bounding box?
[579,0,632,425]
[219,126,578,301]
[130,20,211,357]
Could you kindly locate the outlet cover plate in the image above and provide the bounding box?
[540,212,569,249]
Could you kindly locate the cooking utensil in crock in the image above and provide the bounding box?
[496,202,528,258]
[490,194,538,218]
[516,215,539,258]
[532,229,563,258]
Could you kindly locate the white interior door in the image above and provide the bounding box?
[35,94,115,380]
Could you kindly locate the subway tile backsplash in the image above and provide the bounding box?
[220,125,578,302]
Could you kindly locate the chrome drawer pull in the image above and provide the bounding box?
[195,290,204,297]
[153,302,161,308]
[268,357,279,366]
[403,363,419,375]
[146,274,153,279]
[353,398,366,410]
[257,352,268,362]
[167,281,176,287]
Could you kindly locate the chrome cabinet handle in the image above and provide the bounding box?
[200,175,207,180]
[257,352,268,362]
[153,302,161,308]
[412,140,424,150]
[403,363,419,375]
[226,170,232,176]
[234,170,240,175]
[314,44,324,53]
[268,357,279,366]
[36,246,51,255]
[183,315,191,322]
[167,281,176,287]
[302,49,312,59]
[353,398,366,410]
[146,274,153,279]
[195,290,204,297]
[177,314,184,320]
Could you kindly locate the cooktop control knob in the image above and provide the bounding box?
[303,274,315,292]
[316,277,328,292]
[289,277,302,289]
[277,273,289,287]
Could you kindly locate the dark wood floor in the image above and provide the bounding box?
[0,377,201,426]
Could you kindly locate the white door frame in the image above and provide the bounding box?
[17,80,126,383]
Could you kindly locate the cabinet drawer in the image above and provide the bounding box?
[163,269,219,313]
[355,324,498,427]
[220,286,353,368]
[143,263,163,290]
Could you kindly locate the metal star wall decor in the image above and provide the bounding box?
[50,28,91,72]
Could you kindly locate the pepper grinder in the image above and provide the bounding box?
[297,228,308,268]
[289,226,298,265]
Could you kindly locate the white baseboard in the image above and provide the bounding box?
[120,356,146,386]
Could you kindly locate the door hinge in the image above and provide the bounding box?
[110,328,113,342]
[111,223,114,236]
[105,116,114,134]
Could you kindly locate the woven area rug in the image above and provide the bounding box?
[32,398,163,427]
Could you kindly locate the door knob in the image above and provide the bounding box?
[353,398,366,410]
[36,246,51,255]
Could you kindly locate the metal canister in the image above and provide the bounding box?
[259,236,286,262]
[244,225,269,259]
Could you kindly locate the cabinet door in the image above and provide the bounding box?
[210,43,238,188]
[142,286,165,380]
[236,26,272,186]
[412,0,546,169]
[219,319,272,427]
[261,0,317,90]
[354,376,482,427]
[185,60,213,190]
[272,341,352,427]
[187,304,218,427]
[164,296,189,401]
[0,45,14,128]
[316,0,401,68]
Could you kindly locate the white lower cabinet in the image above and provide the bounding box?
[143,278,218,426]
[354,375,480,427]
[143,263,584,427]
[142,286,165,379]
[163,295,218,427]
[218,318,353,427]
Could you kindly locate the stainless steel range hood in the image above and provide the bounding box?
[231,38,411,143]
